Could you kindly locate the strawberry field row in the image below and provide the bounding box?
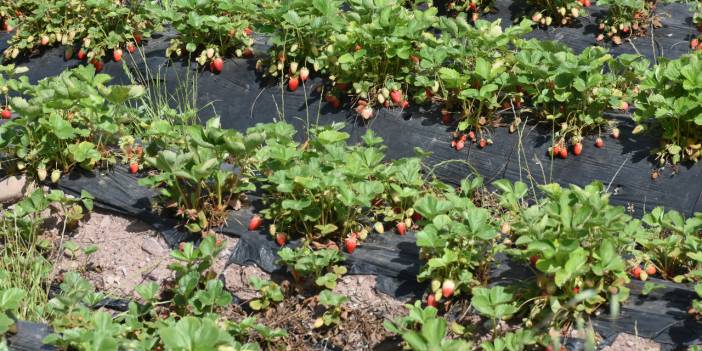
[1,0,701,165]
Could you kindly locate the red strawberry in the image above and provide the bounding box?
[530,255,539,266]
[336,83,349,92]
[441,110,451,124]
[243,27,253,37]
[91,59,103,72]
[1,107,11,119]
[573,286,580,294]
[595,137,604,148]
[275,233,286,247]
[64,47,73,61]
[212,58,224,73]
[390,90,402,104]
[552,144,561,157]
[77,49,86,60]
[469,1,477,10]
[396,222,406,236]
[179,242,186,251]
[411,212,422,222]
[455,140,465,151]
[646,265,656,275]
[401,100,409,109]
[441,280,455,298]
[451,140,456,148]
[410,55,420,64]
[631,266,642,279]
[134,34,142,44]
[345,237,357,254]
[622,26,630,33]
[459,134,467,142]
[573,142,583,156]
[215,238,223,246]
[299,67,309,81]
[248,215,262,231]
[611,128,620,139]
[468,131,476,141]
[243,48,254,58]
[113,48,123,62]
[427,294,438,307]
[129,162,138,174]
[479,139,486,148]
[136,145,144,159]
[126,42,136,54]
[288,76,300,91]
[40,36,49,46]
[325,95,341,109]
[692,38,700,49]
[559,147,568,159]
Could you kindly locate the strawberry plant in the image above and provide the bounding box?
[527,0,586,28]
[693,2,702,32]
[0,288,24,344]
[313,290,348,328]
[277,247,346,288]
[632,54,702,164]
[384,301,473,350]
[445,0,496,22]
[45,236,286,349]
[635,207,702,282]
[414,177,502,300]
[0,65,145,181]
[3,0,153,62]
[152,0,257,69]
[255,123,385,244]
[495,180,635,326]
[139,118,262,233]
[596,0,658,45]
[373,157,431,235]
[431,18,531,137]
[257,0,344,81]
[514,42,623,151]
[324,0,440,110]
[248,277,284,311]
[0,0,33,32]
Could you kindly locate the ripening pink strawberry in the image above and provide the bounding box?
[427,294,438,307]
[360,106,373,120]
[113,48,123,62]
[299,67,309,81]
[441,280,455,298]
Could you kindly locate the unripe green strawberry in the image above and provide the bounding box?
[374,222,385,234]
[51,169,61,183]
[37,167,47,181]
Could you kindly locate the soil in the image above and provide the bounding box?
[601,333,660,351]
